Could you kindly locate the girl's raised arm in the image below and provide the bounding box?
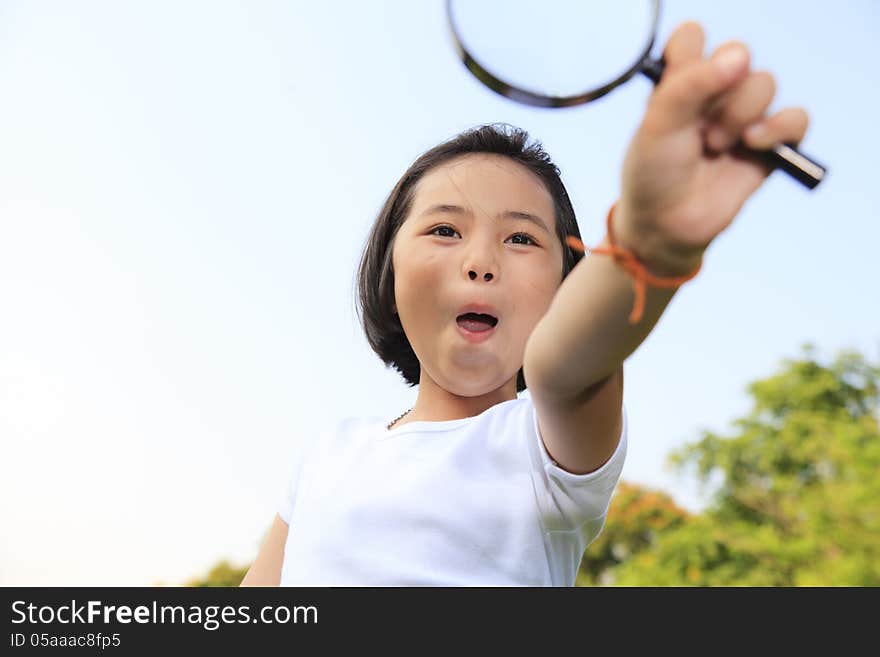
[523,21,808,477]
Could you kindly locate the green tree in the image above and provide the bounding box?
[185,559,250,587]
[613,344,880,586]
[577,481,691,586]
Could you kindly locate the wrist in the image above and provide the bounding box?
[610,203,705,278]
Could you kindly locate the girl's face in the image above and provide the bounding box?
[392,153,565,398]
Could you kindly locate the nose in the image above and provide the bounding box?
[461,229,498,283]
[463,245,496,282]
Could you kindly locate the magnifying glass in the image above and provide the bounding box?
[446,0,826,190]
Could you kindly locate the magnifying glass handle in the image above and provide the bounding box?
[640,57,826,190]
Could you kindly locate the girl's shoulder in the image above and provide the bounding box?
[316,414,386,442]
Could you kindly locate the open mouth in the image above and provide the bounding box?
[456,312,498,333]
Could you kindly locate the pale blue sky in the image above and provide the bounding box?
[1,1,877,585]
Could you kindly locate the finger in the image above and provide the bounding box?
[704,70,777,152]
[648,41,751,133]
[742,107,810,150]
[662,21,705,72]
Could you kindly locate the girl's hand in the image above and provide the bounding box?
[613,21,810,276]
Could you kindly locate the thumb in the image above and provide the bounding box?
[648,42,750,132]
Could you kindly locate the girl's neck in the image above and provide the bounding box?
[392,373,518,429]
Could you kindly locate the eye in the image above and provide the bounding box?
[508,232,538,246]
[430,225,460,238]
[428,226,538,246]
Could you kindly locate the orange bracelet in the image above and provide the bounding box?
[565,202,702,325]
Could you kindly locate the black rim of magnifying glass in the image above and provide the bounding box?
[445,0,826,188]
[445,0,662,108]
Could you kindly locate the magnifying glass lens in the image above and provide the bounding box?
[449,0,656,99]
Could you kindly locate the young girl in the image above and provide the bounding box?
[241,21,809,586]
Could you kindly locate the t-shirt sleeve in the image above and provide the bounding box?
[277,428,326,525]
[527,396,628,534]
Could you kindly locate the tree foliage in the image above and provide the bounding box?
[602,344,880,586]
[185,559,249,587]
[577,481,690,586]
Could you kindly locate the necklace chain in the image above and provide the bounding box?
[386,407,413,430]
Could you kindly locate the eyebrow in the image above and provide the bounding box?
[419,204,551,234]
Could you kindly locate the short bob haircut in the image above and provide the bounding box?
[355,123,585,393]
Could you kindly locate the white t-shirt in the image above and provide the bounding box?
[277,394,628,586]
